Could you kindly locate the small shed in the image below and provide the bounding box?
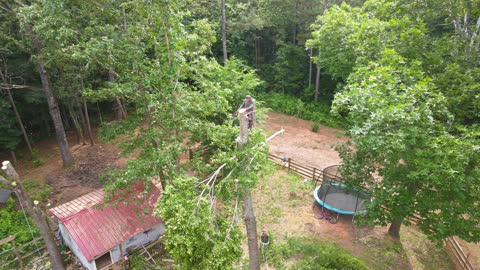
[49,182,165,270]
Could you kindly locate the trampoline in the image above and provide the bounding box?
[313,165,369,223]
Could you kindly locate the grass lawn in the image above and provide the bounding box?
[251,168,453,270]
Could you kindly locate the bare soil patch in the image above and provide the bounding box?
[261,112,346,169]
[14,131,126,206]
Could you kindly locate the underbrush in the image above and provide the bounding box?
[262,236,368,270]
[22,179,53,202]
[257,92,349,129]
[0,198,41,269]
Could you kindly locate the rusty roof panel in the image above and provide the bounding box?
[49,182,162,261]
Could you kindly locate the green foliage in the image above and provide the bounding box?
[30,149,44,167]
[333,50,479,242]
[307,0,480,242]
[258,92,348,128]
[311,121,320,132]
[262,237,368,270]
[129,250,162,270]
[0,199,39,245]
[156,177,242,270]
[0,198,40,268]
[273,43,308,95]
[22,179,52,202]
[0,95,21,152]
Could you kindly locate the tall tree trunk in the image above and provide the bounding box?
[60,104,71,130]
[137,70,151,126]
[108,70,127,120]
[41,109,51,137]
[388,217,403,239]
[308,48,313,88]
[68,105,86,145]
[221,0,228,63]
[96,102,103,124]
[6,88,33,155]
[292,24,297,45]
[78,103,87,138]
[292,0,298,45]
[1,161,65,270]
[255,36,259,68]
[10,151,17,165]
[243,195,260,270]
[83,98,94,145]
[237,109,260,270]
[314,66,320,102]
[32,35,74,167]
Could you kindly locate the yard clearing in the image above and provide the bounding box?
[256,112,457,270]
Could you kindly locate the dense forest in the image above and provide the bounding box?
[0,0,479,269]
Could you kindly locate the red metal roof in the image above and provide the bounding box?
[50,182,162,261]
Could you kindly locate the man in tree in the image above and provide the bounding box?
[236,95,256,129]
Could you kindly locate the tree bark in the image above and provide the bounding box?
[1,161,65,270]
[314,66,320,102]
[255,36,259,68]
[243,195,260,270]
[68,105,86,145]
[388,217,403,239]
[6,88,33,155]
[96,102,103,124]
[137,70,151,126]
[41,109,51,137]
[221,0,228,63]
[32,35,74,167]
[308,48,313,88]
[60,104,71,130]
[10,151,17,165]
[78,103,88,140]
[108,70,127,120]
[83,98,94,145]
[236,109,260,270]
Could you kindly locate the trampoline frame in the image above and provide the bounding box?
[313,165,369,223]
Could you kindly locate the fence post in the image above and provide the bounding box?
[288,158,291,171]
[189,149,193,161]
[312,168,316,181]
[12,240,22,269]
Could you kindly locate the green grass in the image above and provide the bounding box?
[23,179,53,202]
[254,168,454,270]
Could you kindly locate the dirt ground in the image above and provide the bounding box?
[261,112,346,169]
[13,131,127,206]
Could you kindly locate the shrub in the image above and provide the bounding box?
[31,149,43,167]
[258,92,349,129]
[261,236,368,270]
[311,121,321,132]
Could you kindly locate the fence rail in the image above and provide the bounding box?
[0,235,47,270]
[444,237,477,270]
[189,147,477,270]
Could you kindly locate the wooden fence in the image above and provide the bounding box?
[0,235,48,270]
[189,147,477,270]
[444,237,477,270]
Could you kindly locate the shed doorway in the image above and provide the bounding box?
[95,251,112,269]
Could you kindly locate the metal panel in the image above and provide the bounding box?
[50,182,162,262]
[0,189,12,204]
